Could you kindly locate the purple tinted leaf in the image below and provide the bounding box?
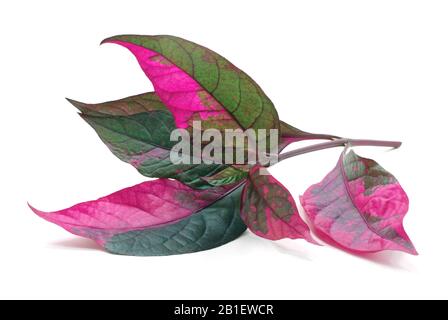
[300,149,417,255]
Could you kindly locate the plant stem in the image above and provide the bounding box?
[278,138,402,162]
[293,133,341,141]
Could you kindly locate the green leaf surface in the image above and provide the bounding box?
[81,111,226,189]
[202,166,248,187]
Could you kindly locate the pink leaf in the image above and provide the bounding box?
[29,179,235,246]
[300,149,417,255]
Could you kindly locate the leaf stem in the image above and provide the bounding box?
[278,138,402,162]
[292,133,341,141]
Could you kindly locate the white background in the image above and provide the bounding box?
[1,0,447,299]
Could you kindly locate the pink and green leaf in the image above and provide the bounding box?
[240,165,316,243]
[101,35,280,134]
[300,149,417,255]
[30,180,246,255]
[68,94,227,189]
[68,93,312,189]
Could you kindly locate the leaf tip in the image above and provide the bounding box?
[27,202,36,212]
[100,39,110,46]
[404,244,419,256]
[100,35,127,46]
[66,97,88,112]
[100,36,115,46]
[28,202,46,219]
